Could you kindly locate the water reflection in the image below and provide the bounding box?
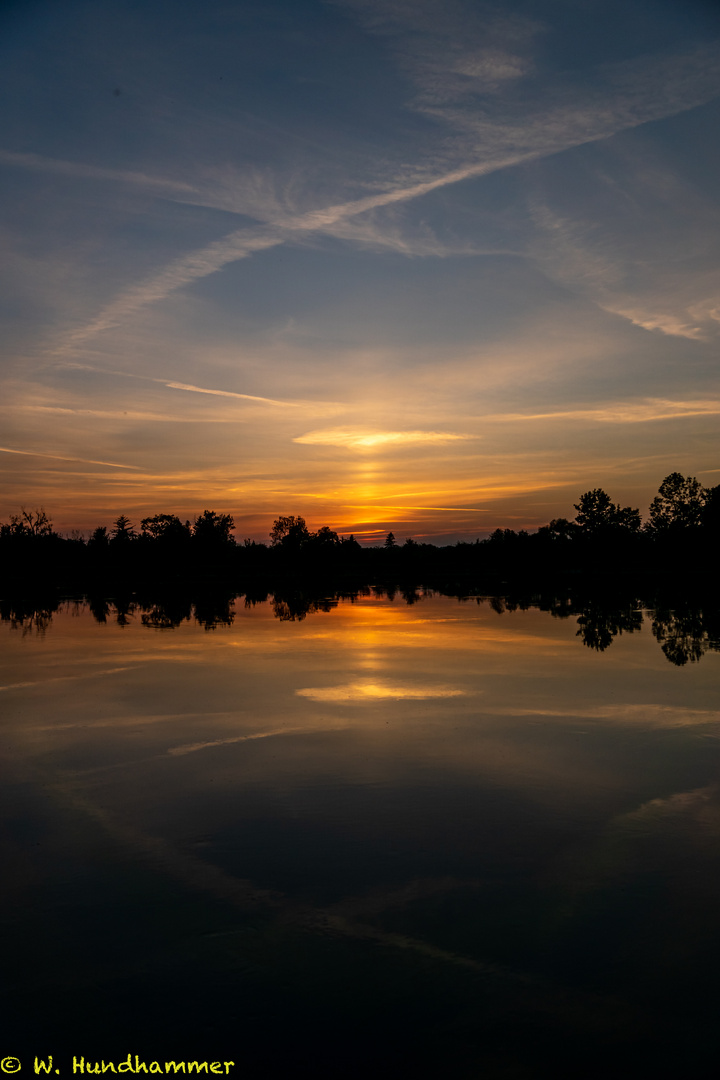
[574,598,643,653]
[3,588,718,665]
[652,603,720,666]
[1,591,720,1076]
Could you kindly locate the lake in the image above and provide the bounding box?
[2,590,720,1078]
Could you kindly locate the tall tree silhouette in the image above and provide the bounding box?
[648,473,706,532]
[111,515,135,542]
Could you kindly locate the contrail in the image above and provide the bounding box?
[51,41,720,352]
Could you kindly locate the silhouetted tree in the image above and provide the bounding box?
[574,489,641,533]
[648,473,706,532]
[546,517,578,540]
[192,510,235,544]
[702,484,720,534]
[311,525,339,547]
[385,532,397,547]
[487,528,519,543]
[269,514,309,549]
[141,513,191,543]
[88,526,109,548]
[0,507,55,538]
[111,515,135,542]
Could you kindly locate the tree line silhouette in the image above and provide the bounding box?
[2,471,719,590]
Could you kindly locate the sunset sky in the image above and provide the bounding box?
[2,0,720,543]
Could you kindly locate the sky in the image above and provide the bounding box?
[2,0,720,544]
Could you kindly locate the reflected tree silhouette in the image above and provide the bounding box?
[114,598,136,626]
[2,591,719,667]
[576,602,643,652]
[87,595,111,623]
[193,596,235,629]
[0,598,57,635]
[400,586,422,605]
[271,593,335,621]
[244,589,270,608]
[141,599,192,630]
[272,598,308,621]
[651,607,708,666]
[545,597,575,620]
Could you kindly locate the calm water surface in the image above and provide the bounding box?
[2,593,720,1078]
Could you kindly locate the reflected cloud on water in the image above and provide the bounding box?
[296,681,469,702]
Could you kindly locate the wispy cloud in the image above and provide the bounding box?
[52,33,720,354]
[149,377,345,417]
[605,308,707,340]
[338,0,720,133]
[294,427,473,448]
[55,228,285,352]
[53,365,342,414]
[342,503,488,513]
[59,154,532,352]
[479,399,720,425]
[332,0,540,106]
[307,209,514,258]
[529,189,720,341]
[8,404,246,424]
[165,381,298,407]
[0,445,143,469]
[0,149,201,197]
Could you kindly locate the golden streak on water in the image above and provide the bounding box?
[295,681,468,702]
